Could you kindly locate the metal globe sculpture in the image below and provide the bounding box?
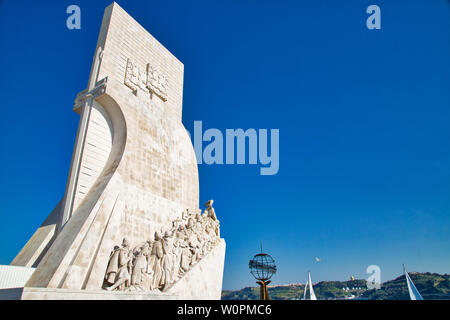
[249,253,277,281]
[249,251,277,300]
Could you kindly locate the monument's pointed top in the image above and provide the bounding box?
[101,1,182,66]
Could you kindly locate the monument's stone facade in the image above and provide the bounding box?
[3,2,225,300]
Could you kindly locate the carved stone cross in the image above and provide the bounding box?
[59,46,107,229]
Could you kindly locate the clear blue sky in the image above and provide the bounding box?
[0,0,449,290]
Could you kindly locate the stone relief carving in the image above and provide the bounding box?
[103,200,221,292]
[146,63,168,102]
[124,59,148,93]
[124,58,168,102]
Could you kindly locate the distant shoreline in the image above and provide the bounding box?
[222,272,450,300]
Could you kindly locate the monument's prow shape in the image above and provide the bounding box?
[4,2,225,299]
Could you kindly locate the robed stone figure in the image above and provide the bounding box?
[104,238,133,291]
[148,232,164,290]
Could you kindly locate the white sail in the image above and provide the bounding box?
[308,271,317,300]
[303,271,317,300]
[403,265,423,300]
[303,279,307,300]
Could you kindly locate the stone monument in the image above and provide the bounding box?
[1,2,225,300]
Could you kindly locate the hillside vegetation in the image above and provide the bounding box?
[222,273,450,300]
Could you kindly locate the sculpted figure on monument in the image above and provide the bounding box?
[179,229,191,275]
[172,216,182,230]
[149,232,164,290]
[161,231,175,289]
[203,200,220,238]
[182,209,188,220]
[131,242,150,287]
[104,238,133,291]
[144,240,153,275]
[194,213,206,259]
[176,223,187,239]
[203,200,217,220]
[186,218,199,265]
[172,237,182,282]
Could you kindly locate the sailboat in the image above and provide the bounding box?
[303,271,317,300]
[403,264,423,300]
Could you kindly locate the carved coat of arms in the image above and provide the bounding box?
[124,59,168,101]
